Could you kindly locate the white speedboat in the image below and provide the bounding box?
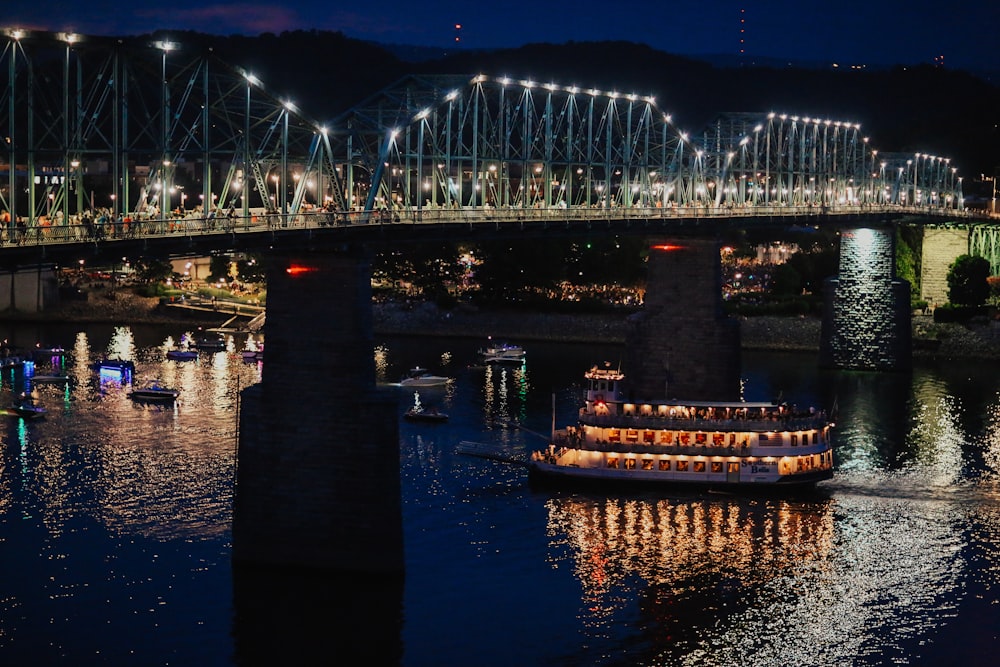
[529,363,834,489]
[400,367,453,387]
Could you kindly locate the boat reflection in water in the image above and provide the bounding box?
[541,476,965,666]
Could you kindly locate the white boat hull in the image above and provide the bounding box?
[528,457,833,488]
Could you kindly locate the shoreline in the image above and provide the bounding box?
[7,289,1000,360]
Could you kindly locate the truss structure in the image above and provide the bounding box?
[0,29,335,229]
[329,75,963,215]
[1,30,964,236]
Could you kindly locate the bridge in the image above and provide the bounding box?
[0,30,969,252]
[0,30,986,577]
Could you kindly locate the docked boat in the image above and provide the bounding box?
[400,367,453,387]
[478,341,526,364]
[402,391,448,423]
[128,383,180,404]
[529,363,834,489]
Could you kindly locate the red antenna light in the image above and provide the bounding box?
[651,243,684,252]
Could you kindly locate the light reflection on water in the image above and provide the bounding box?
[2,329,1000,665]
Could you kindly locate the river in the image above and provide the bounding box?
[1,322,998,666]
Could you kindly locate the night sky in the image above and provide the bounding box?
[4,0,1000,72]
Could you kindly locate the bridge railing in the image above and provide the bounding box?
[0,204,974,251]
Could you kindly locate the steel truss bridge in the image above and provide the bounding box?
[0,29,973,258]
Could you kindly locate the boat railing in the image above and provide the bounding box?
[577,412,828,431]
[553,431,829,457]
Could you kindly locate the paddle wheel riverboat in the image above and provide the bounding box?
[529,363,834,488]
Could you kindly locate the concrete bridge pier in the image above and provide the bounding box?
[820,226,912,371]
[232,248,403,574]
[625,237,742,402]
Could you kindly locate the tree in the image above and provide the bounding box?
[946,255,991,306]
[134,258,173,285]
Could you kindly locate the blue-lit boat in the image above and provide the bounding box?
[91,358,136,374]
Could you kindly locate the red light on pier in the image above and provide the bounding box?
[651,243,684,252]
[286,265,317,276]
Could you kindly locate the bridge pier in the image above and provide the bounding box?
[232,249,403,574]
[625,238,742,401]
[820,226,912,371]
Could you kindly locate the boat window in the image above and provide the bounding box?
[693,461,706,473]
[643,431,655,444]
[695,433,707,444]
[676,460,689,472]
[609,430,621,443]
[711,461,724,473]
[659,460,670,471]
[641,458,654,470]
[727,462,740,473]
[790,434,798,446]
[624,458,636,470]
[606,457,619,469]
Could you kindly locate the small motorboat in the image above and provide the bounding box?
[400,366,453,387]
[166,332,199,361]
[478,341,526,364]
[241,337,263,362]
[404,406,449,422]
[30,373,70,384]
[195,333,226,352]
[5,395,46,420]
[128,383,180,404]
[403,391,448,422]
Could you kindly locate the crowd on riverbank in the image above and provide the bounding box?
[8,283,1000,360]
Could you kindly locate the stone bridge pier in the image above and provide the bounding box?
[820,225,912,371]
[232,248,403,574]
[625,237,742,402]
